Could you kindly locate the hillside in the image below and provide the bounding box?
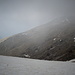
[0,37,8,43]
[0,16,75,61]
[0,55,75,75]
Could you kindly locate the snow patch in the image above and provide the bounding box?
[74,38,75,42]
[74,38,75,40]
[0,56,75,75]
[53,38,56,41]
[59,39,63,42]
[69,59,75,62]
[23,54,30,58]
[62,18,70,23]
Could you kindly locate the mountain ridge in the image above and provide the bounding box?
[0,16,75,61]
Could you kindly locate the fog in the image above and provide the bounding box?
[0,0,75,38]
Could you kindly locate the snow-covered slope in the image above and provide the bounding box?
[0,55,75,75]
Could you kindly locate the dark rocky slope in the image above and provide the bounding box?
[0,16,75,61]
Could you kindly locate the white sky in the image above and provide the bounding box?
[0,0,75,38]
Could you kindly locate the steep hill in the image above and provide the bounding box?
[0,16,75,61]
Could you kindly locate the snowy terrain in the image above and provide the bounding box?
[0,55,75,75]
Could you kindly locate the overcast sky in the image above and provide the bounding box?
[0,0,75,38]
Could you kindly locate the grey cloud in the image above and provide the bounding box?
[0,0,75,38]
